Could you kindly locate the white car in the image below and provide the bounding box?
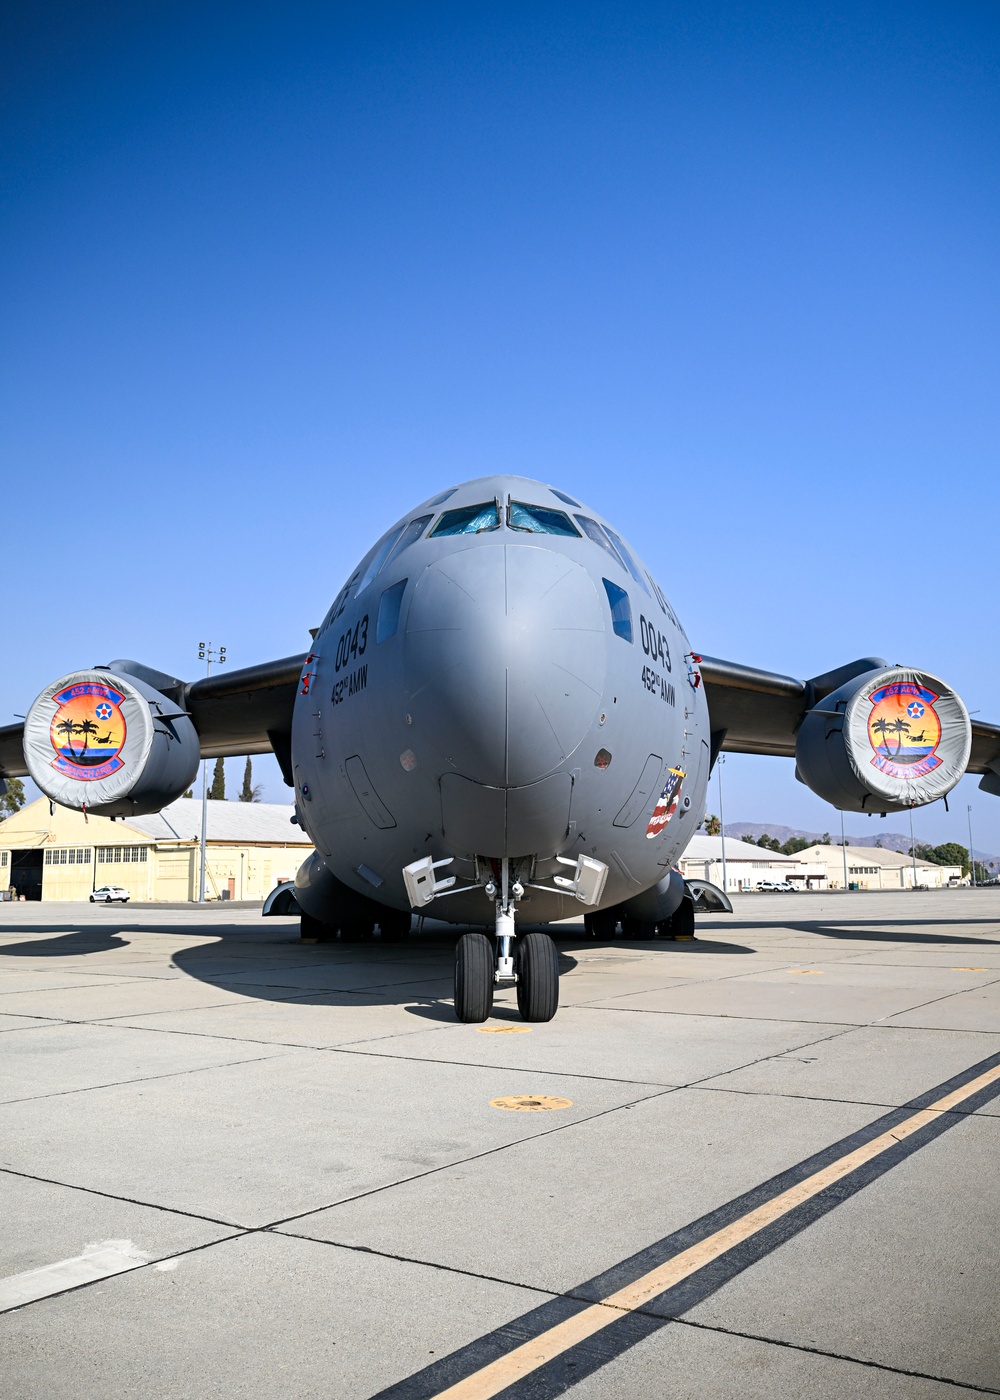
[755,880,796,893]
[90,885,130,904]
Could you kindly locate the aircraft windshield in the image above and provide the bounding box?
[429,502,501,536]
[381,515,432,573]
[508,501,580,536]
[575,515,626,566]
[602,525,650,595]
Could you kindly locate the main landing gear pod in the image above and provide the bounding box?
[795,665,971,814]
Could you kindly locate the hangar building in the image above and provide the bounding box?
[0,797,312,902]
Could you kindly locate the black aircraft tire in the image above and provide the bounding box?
[516,932,559,1022]
[455,932,494,1023]
[620,916,657,940]
[584,909,619,940]
[339,917,376,943]
[379,909,412,942]
[300,912,337,943]
[659,898,696,940]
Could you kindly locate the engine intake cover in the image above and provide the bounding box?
[23,668,200,816]
[795,666,971,814]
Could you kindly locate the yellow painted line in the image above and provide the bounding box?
[489,1095,572,1112]
[439,1060,1000,1399]
[952,967,988,971]
[477,1026,532,1034]
[789,969,823,975]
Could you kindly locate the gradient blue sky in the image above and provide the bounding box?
[3,2,998,850]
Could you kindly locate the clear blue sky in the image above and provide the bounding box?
[3,2,998,851]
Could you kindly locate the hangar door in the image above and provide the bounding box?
[10,850,43,901]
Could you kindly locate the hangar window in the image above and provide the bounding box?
[376,579,408,643]
[381,516,432,573]
[602,526,650,595]
[550,489,580,507]
[508,501,580,536]
[576,515,626,566]
[425,488,457,507]
[429,502,501,536]
[602,579,633,643]
[0,851,7,866]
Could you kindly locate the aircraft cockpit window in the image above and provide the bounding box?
[425,488,457,507]
[354,524,407,598]
[319,571,360,634]
[376,579,408,644]
[429,502,501,536]
[602,579,633,643]
[381,515,433,573]
[550,489,580,507]
[602,526,650,595]
[508,501,580,536]
[575,515,627,566]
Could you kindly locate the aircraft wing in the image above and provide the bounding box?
[700,653,1000,787]
[0,653,308,783]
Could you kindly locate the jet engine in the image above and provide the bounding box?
[795,666,971,815]
[23,663,201,818]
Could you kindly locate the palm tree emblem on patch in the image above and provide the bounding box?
[49,682,128,781]
[867,682,942,780]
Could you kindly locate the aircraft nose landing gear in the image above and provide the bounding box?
[453,859,559,1024]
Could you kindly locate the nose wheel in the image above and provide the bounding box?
[454,856,560,1023]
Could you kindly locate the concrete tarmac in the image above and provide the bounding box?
[1,891,998,1398]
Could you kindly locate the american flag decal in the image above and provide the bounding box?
[646,767,685,839]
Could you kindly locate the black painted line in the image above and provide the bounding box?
[371,1047,1000,1400]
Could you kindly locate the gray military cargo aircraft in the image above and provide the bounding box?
[4,475,999,1022]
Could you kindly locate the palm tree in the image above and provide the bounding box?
[890,717,911,757]
[75,718,99,760]
[871,717,892,755]
[56,717,80,758]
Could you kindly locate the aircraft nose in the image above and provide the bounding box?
[404,543,606,787]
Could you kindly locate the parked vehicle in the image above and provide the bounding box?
[90,886,130,904]
[754,880,796,893]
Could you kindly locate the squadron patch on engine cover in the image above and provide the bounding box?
[49,682,128,782]
[867,681,943,780]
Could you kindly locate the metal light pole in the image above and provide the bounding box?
[908,804,917,891]
[840,809,848,892]
[717,755,728,895]
[196,643,226,903]
[968,804,977,888]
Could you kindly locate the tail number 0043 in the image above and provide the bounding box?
[334,616,368,673]
[640,615,671,671]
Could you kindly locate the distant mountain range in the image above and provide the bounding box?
[723,821,999,873]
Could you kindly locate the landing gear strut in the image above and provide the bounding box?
[452,858,560,1023]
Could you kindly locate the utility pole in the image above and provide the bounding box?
[908,804,917,891]
[196,642,226,903]
[840,809,848,891]
[717,755,728,895]
[968,804,977,888]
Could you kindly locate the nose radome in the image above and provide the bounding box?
[405,543,606,787]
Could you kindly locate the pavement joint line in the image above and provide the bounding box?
[0,1229,253,1315]
[669,1315,1000,1395]
[0,1167,247,1229]
[370,1048,1000,1400]
[0,1047,304,1106]
[259,1234,1000,1397]
[261,1085,684,1230]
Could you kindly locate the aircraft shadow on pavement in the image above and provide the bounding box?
[698,917,1000,946]
[0,917,756,1019]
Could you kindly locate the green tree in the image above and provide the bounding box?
[781,836,813,855]
[701,814,721,836]
[182,788,194,799]
[0,777,26,818]
[209,757,226,800]
[239,757,263,803]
